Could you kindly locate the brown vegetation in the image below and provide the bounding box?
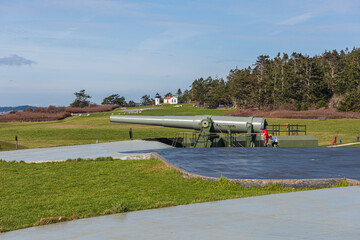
[51,124,97,129]
[225,108,360,119]
[0,105,118,122]
[34,216,79,226]
[0,111,72,122]
[65,104,117,113]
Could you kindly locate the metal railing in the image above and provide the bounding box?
[267,124,306,136]
[172,131,265,147]
[172,132,199,147]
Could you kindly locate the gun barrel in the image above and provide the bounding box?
[110,115,267,133]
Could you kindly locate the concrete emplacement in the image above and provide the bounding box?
[2,187,360,240]
[110,115,318,147]
[0,140,360,238]
[1,141,359,188]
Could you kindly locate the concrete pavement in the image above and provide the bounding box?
[0,140,172,162]
[1,187,359,240]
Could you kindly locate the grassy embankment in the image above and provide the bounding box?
[0,103,359,150]
[0,158,348,232]
[0,105,355,232]
[0,105,233,151]
[267,118,360,147]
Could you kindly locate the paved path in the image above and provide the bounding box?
[0,140,172,162]
[328,142,360,147]
[1,187,359,240]
[132,147,360,180]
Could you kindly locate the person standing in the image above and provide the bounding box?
[270,135,278,147]
[129,128,133,140]
[261,128,269,146]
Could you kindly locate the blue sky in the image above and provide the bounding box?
[1,0,359,106]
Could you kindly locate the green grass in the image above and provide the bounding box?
[0,104,359,150]
[0,141,27,151]
[136,104,233,116]
[266,118,360,147]
[0,158,343,232]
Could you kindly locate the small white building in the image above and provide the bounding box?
[155,93,161,105]
[155,93,178,105]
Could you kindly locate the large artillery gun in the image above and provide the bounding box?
[110,115,268,147]
[110,115,318,147]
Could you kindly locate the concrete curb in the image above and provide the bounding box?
[23,153,153,163]
[150,152,360,188]
[15,152,360,189]
[327,142,360,147]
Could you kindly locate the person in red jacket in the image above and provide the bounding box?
[261,128,269,145]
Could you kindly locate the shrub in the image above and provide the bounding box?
[65,105,117,113]
[315,100,327,109]
[23,108,33,112]
[277,103,296,111]
[302,102,310,111]
[337,90,360,112]
[0,105,117,122]
[0,111,71,122]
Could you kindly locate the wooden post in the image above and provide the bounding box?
[129,128,133,140]
[15,135,18,150]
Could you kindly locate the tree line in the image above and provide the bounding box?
[71,89,190,108]
[72,48,359,112]
[190,48,360,111]
[71,90,136,108]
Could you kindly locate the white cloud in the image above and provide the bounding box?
[42,0,154,18]
[279,12,313,25]
[0,55,36,66]
[137,29,201,52]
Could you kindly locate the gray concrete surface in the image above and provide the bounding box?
[137,147,360,180]
[328,142,360,147]
[1,187,359,240]
[152,152,360,188]
[0,140,172,162]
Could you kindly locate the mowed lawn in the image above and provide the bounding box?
[0,105,356,232]
[0,104,359,150]
[0,105,233,150]
[0,158,348,232]
[266,118,360,146]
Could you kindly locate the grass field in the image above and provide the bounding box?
[0,105,356,232]
[0,158,348,232]
[0,104,359,150]
[266,118,360,147]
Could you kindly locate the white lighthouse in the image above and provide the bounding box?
[155,93,161,105]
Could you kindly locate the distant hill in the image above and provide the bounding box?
[0,105,37,113]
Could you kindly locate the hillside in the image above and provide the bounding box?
[226,108,360,119]
[0,105,37,115]
[0,104,359,150]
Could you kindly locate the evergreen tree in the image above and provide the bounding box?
[102,94,126,106]
[188,48,360,111]
[71,90,91,108]
[141,94,153,106]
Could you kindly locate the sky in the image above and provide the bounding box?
[0,0,359,106]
